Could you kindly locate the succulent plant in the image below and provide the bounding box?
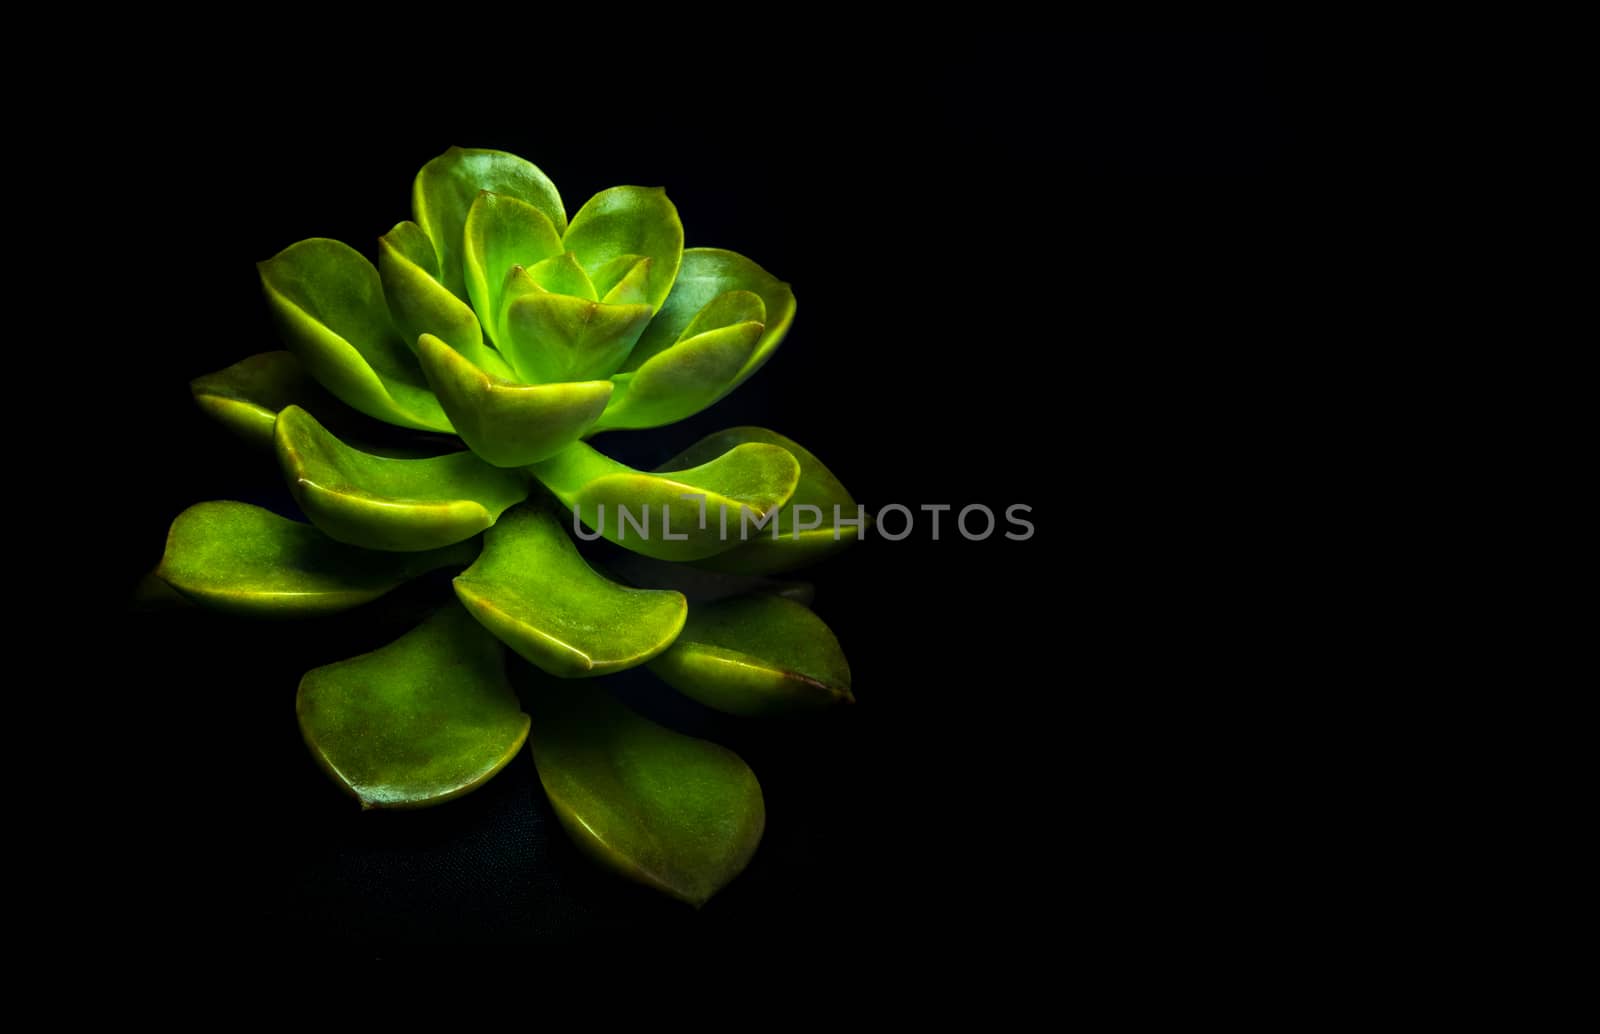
[152,147,860,908]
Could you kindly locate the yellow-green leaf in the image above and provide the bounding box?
[453,504,686,677]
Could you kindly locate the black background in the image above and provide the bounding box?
[92,33,1280,948]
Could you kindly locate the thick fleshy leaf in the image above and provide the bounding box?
[666,428,862,575]
[190,351,333,447]
[649,594,852,716]
[453,504,686,677]
[378,221,511,377]
[525,251,597,300]
[501,290,652,385]
[595,320,763,430]
[524,673,764,907]
[297,603,529,809]
[622,249,795,394]
[379,219,440,278]
[259,239,451,431]
[463,191,565,341]
[274,405,527,551]
[416,334,612,467]
[603,551,816,607]
[155,501,476,617]
[414,147,566,298]
[590,254,652,305]
[530,441,801,562]
[561,186,683,312]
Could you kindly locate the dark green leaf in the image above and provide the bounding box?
[297,603,529,809]
[525,672,764,907]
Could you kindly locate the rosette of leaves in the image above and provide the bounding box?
[153,148,860,908]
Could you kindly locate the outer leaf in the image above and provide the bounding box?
[529,441,801,562]
[649,594,852,716]
[190,351,332,447]
[259,239,451,431]
[603,551,817,607]
[274,405,527,551]
[463,191,565,342]
[667,428,862,574]
[501,291,652,384]
[378,221,512,378]
[297,603,529,809]
[561,186,684,312]
[414,147,566,298]
[453,504,686,677]
[622,249,795,396]
[525,673,764,908]
[416,334,612,467]
[155,501,476,617]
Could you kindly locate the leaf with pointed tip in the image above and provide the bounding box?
[464,191,565,341]
[683,289,766,337]
[590,254,652,305]
[190,351,335,447]
[649,594,852,716]
[414,147,565,298]
[530,441,801,562]
[155,501,476,617]
[274,405,527,551]
[524,672,764,907]
[561,186,683,312]
[416,334,611,467]
[501,290,652,385]
[595,319,763,430]
[525,250,597,300]
[666,428,862,574]
[378,221,512,378]
[454,505,686,677]
[259,239,451,431]
[297,603,529,809]
[622,250,795,395]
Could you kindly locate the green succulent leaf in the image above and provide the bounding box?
[414,147,566,299]
[622,250,795,399]
[274,405,527,552]
[529,441,801,562]
[603,551,816,607]
[649,594,852,716]
[453,504,686,678]
[190,351,332,447]
[525,673,764,907]
[666,428,862,574]
[463,191,565,340]
[297,603,529,809]
[155,501,476,617]
[378,221,512,378]
[416,335,612,467]
[590,254,653,305]
[259,239,451,432]
[525,250,597,301]
[379,219,441,278]
[595,316,764,431]
[681,289,767,338]
[501,290,653,385]
[561,186,684,312]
